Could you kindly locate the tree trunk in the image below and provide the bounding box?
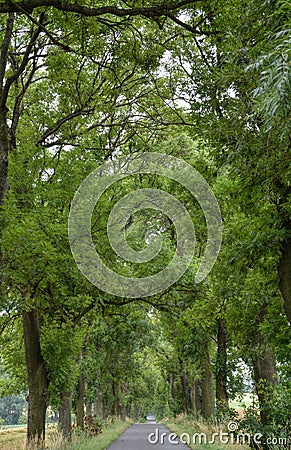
[201,339,214,419]
[190,377,201,415]
[76,370,85,429]
[170,373,177,400]
[85,402,92,417]
[178,357,190,414]
[252,337,277,426]
[0,14,14,205]
[112,380,121,417]
[278,228,291,324]
[121,383,128,420]
[134,403,139,421]
[121,406,126,421]
[115,396,121,417]
[126,400,132,418]
[216,317,229,411]
[22,307,49,446]
[94,386,103,418]
[0,109,9,204]
[59,391,72,440]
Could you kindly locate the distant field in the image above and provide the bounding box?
[229,393,258,410]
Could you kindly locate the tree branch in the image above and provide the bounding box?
[167,12,216,35]
[0,13,14,92]
[2,14,44,107]
[13,3,74,52]
[37,108,94,145]
[1,1,198,16]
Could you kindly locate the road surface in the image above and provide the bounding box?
[107,415,189,449]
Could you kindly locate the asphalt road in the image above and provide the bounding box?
[107,415,189,449]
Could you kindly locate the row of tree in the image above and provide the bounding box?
[0,0,290,448]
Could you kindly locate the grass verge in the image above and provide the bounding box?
[68,420,133,450]
[163,414,250,450]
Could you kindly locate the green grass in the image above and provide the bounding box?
[68,421,133,450]
[163,415,250,450]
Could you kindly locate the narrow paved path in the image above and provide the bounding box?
[107,415,189,449]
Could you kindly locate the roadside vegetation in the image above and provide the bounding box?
[0,419,131,450]
[0,1,290,449]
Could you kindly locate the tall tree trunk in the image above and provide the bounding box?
[112,380,121,416]
[134,403,139,421]
[121,383,128,420]
[0,110,9,204]
[170,373,177,400]
[59,391,72,440]
[178,357,190,414]
[0,14,13,205]
[85,402,92,417]
[201,339,214,419]
[76,370,85,429]
[126,400,132,418]
[216,317,229,411]
[121,405,126,421]
[278,225,291,324]
[190,377,201,415]
[252,337,277,426]
[94,386,103,418]
[22,307,49,446]
[114,396,121,417]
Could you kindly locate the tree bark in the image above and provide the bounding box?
[134,403,139,421]
[85,402,92,417]
[76,370,85,429]
[126,400,132,418]
[216,317,229,411]
[0,109,9,204]
[252,337,277,426]
[190,377,201,415]
[278,227,291,324]
[58,391,72,440]
[121,383,128,420]
[93,386,103,418]
[201,339,214,419]
[114,396,121,417]
[22,307,49,446]
[0,14,14,205]
[170,373,177,400]
[121,405,126,421]
[112,380,121,417]
[178,357,190,414]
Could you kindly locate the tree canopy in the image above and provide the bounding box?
[0,0,290,448]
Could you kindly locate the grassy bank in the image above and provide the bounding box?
[69,420,132,450]
[164,415,250,450]
[0,420,132,450]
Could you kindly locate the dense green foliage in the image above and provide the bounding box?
[0,1,290,449]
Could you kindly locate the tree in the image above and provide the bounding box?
[0,3,208,444]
